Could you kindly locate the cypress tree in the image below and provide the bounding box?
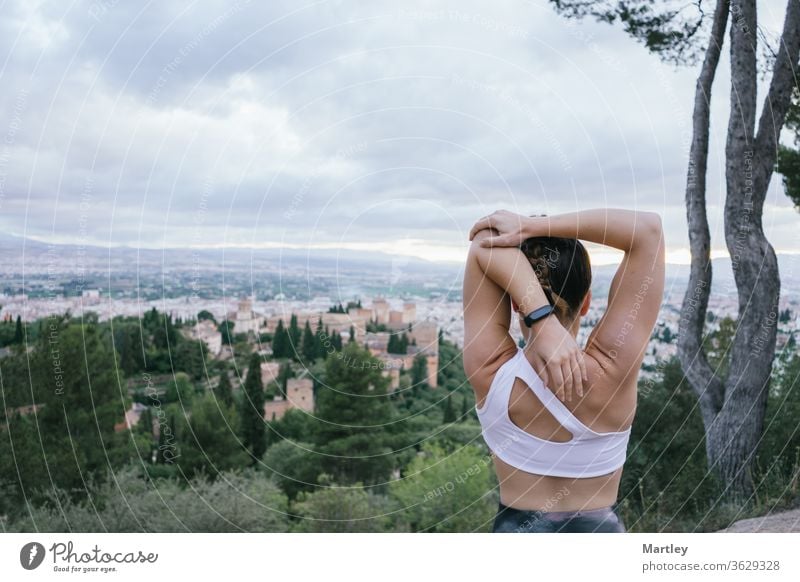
[315,317,325,359]
[277,362,293,398]
[301,320,316,363]
[348,325,355,343]
[411,354,428,387]
[460,394,469,422]
[216,369,234,407]
[13,315,23,344]
[239,353,267,462]
[272,319,288,358]
[443,394,456,424]
[289,314,301,357]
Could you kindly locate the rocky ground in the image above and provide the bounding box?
[718,508,800,533]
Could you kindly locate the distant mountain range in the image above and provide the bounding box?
[2,231,799,294]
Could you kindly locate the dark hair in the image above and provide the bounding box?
[519,236,592,324]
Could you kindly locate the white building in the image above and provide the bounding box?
[190,319,222,356]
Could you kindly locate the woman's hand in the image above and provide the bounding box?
[469,210,541,247]
[523,314,587,402]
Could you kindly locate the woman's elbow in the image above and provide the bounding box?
[467,228,498,259]
[640,212,663,235]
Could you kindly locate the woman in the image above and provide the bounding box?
[462,208,664,533]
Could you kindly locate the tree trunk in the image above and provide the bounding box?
[679,0,800,502]
[677,0,729,464]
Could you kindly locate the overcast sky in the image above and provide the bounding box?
[0,0,796,265]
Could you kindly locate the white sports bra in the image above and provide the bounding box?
[475,346,631,478]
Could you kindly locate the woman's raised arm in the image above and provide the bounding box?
[470,208,665,385]
[463,228,587,403]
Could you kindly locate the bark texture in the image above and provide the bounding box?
[679,0,800,501]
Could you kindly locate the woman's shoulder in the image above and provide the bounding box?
[580,345,639,426]
[464,343,520,397]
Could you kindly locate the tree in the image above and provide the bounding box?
[262,439,324,500]
[313,342,395,484]
[460,394,470,422]
[553,0,800,502]
[271,319,289,358]
[13,315,23,344]
[389,443,497,532]
[215,369,234,408]
[314,317,326,359]
[777,88,800,209]
[677,0,800,501]
[239,353,267,463]
[301,320,317,363]
[288,314,301,358]
[442,393,456,424]
[155,412,178,465]
[164,372,195,404]
[7,316,142,504]
[6,464,290,533]
[175,393,248,478]
[197,310,216,323]
[411,354,428,388]
[348,325,355,343]
[291,479,399,532]
[218,320,235,346]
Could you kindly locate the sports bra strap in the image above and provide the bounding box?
[513,348,593,438]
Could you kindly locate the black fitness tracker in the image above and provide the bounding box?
[523,304,555,327]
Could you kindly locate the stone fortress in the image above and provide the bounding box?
[189,296,441,421]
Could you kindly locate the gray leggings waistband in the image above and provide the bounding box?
[492,501,626,533]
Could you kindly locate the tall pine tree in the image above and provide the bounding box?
[443,394,456,424]
[288,314,301,359]
[215,369,234,408]
[13,315,23,344]
[272,319,289,358]
[301,320,316,363]
[239,353,267,462]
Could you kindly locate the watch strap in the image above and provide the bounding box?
[523,304,555,327]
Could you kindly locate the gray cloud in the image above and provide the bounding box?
[0,0,794,263]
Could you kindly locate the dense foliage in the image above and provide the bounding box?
[1,310,797,532]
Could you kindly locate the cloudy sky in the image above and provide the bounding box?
[0,0,796,265]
